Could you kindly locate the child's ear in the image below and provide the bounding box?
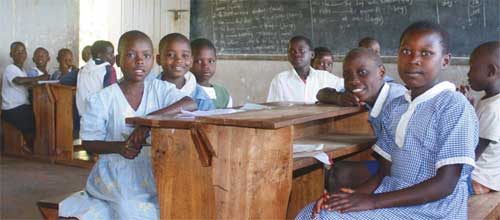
[156,54,161,66]
[115,54,120,67]
[487,63,498,77]
[441,53,451,69]
[310,51,315,60]
[378,65,386,78]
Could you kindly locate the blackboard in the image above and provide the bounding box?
[190,0,500,57]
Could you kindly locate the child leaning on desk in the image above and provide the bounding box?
[296,20,478,220]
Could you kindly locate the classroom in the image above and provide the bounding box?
[1,0,499,219]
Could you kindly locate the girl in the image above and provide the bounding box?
[297,21,478,220]
[59,30,196,220]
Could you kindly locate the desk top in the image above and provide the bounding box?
[126,103,364,129]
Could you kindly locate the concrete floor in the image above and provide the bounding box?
[0,156,89,220]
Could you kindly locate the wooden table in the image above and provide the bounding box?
[127,103,375,219]
[31,83,56,160]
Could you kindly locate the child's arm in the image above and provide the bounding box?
[325,164,462,213]
[475,138,491,160]
[83,140,141,159]
[316,87,359,106]
[12,74,50,87]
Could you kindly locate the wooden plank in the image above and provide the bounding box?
[287,168,324,219]
[50,84,76,162]
[126,115,194,129]
[2,121,25,156]
[468,192,500,220]
[334,111,373,135]
[32,84,56,160]
[293,133,375,170]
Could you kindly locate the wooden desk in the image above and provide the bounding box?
[31,83,56,160]
[127,103,374,219]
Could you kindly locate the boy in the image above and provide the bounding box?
[311,47,334,73]
[51,48,76,80]
[156,33,215,110]
[267,36,343,103]
[27,47,50,77]
[191,38,233,108]
[358,37,381,56]
[317,48,407,192]
[1,42,50,152]
[81,45,92,63]
[76,40,117,116]
[467,41,500,194]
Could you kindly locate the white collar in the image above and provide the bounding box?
[370,82,390,118]
[181,71,197,94]
[289,66,315,81]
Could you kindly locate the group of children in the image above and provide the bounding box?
[1,19,498,220]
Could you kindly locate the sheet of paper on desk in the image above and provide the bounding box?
[176,109,245,118]
[293,143,324,153]
[37,80,60,84]
[293,151,331,165]
[240,103,273,110]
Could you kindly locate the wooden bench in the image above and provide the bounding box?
[2,120,26,156]
[37,193,74,220]
[468,192,500,220]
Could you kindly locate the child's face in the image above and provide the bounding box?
[101,46,116,66]
[398,30,450,93]
[157,40,192,79]
[118,38,154,82]
[59,52,74,67]
[366,42,381,55]
[288,40,313,69]
[467,52,490,91]
[312,55,333,73]
[32,49,50,68]
[10,44,27,65]
[191,47,216,84]
[343,54,385,105]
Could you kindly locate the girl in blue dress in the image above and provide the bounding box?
[297,21,478,220]
[59,30,197,220]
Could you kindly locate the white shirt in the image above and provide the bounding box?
[76,59,110,116]
[267,67,344,103]
[181,71,197,94]
[200,85,233,108]
[1,64,30,110]
[472,93,500,191]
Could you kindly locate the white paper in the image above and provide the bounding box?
[240,103,273,110]
[293,143,324,153]
[175,108,245,119]
[293,151,331,165]
[37,80,59,84]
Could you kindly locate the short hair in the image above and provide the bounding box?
[358,37,379,47]
[191,38,216,55]
[34,47,49,56]
[472,41,500,63]
[313,47,333,58]
[289,35,313,50]
[400,20,450,54]
[344,47,383,67]
[91,40,114,58]
[10,41,25,50]
[117,30,153,54]
[56,48,73,61]
[159,33,190,52]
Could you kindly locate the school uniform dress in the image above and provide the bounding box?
[200,84,233,108]
[471,93,500,191]
[267,67,344,103]
[26,67,45,77]
[1,64,35,133]
[76,58,117,116]
[157,71,216,110]
[296,81,478,220]
[59,79,188,220]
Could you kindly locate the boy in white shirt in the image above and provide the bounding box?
[267,36,343,103]
[27,47,50,77]
[2,42,49,152]
[465,41,500,194]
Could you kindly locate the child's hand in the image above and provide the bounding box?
[127,126,150,149]
[323,190,376,213]
[118,143,141,159]
[311,192,329,218]
[457,85,475,106]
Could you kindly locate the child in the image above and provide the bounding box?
[51,48,76,80]
[156,33,215,110]
[316,48,407,192]
[267,36,343,103]
[191,38,233,108]
[59,30,197,220]
[358,37,381,56]
[81,45,92,63]
[27,47,50,77]
[76,40,117,116]
[466,41,500,194]
[297,21,478,220]
[1,42,50,152]
[311,47,334,73]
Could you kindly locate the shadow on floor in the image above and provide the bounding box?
[1,156,89,220]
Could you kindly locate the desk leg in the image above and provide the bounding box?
[287,168,324,219]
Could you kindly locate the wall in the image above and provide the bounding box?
[0,0,79,76]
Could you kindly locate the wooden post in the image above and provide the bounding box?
[50,84,76,162]
[31,84,55,160]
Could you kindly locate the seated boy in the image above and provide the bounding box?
[311,47,334,74]
[51,48,76,80]
[316,48,406,191]
[358,37,394,82]
[27,47,50,77]
[76,40,117,116]
[267,36,343,103]
[466,41,500,194]
[191,38,233,108]
[1,42,50,152]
